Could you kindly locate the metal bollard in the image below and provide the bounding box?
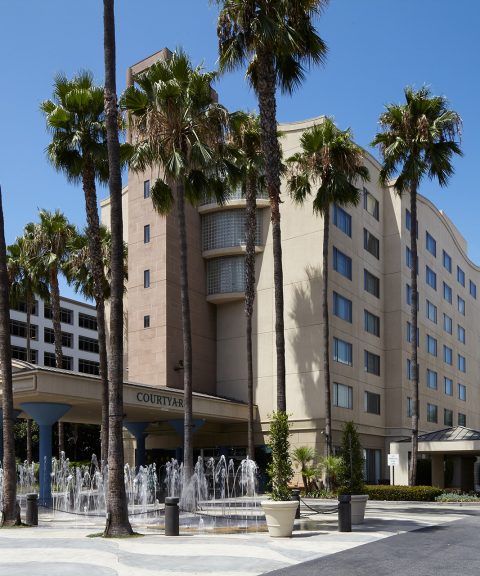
[164,497,179,536]
[291,489,301,519]
[26,493,38,526]
[338,494,351,532]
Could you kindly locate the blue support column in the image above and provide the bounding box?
[20,403,71,507]
[0,409,21,463]
[124,422,150,469]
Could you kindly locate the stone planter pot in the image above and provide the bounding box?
[350,494,368,524]
[261,500,299,537]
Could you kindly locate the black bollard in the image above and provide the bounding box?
[291,489,301,519]
[165,496,179,536]
[338,494,351,532]
[26,493,38,526]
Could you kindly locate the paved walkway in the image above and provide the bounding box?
[0,501,477,576]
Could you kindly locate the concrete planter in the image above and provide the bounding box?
[261,500,299,537]
[351,494,368,524]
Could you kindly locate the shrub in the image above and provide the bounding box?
[436,492,480,503]
[266,411,294,501]
[365,485,443,501]
[338,422,365,495]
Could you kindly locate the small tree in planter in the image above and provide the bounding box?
[292,446,316,493]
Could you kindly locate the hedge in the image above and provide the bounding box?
[365,485,443,501]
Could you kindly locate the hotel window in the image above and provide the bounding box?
[457,325,466,344]
[470,280,477,299]
[202,210,261,251]
[443,282,452,304]
[334,383,353,409]
[333,337,353,366]
[79,335,99,354]
[11,300,38,315]
[443,250,452,273]
[405,209,418,236]
[406,284,419,309]
[333,205,352,237]
[144,269,150,289]
[457,266,465,287]
[44,327,73,348]
[426,266,437,290]
[406,321,419,345]
[458,413,466,426]
[364,448,382,485]
[333,292,352,323]
[144,224,150,244]
[443,313,453,334]
[364,391,381,414]
[427,403,438,423]
[427,369,438,390]
[79,358,100,376]
[333,247,352,280]
[444,409,453,427]
[44,352,73,371]
[44,305,73,325]
[458,354,466,373]
[458,383,466,401]
[406,246,413,269]
[363,189,379,220]
[364,229,380,259]
[407,397,413,418]
[144,315,150,328]
[364,269,380,298]
[79,313,97,331]
[425,232,436,257]
[11,345,37,364]
[364,350,380,376]
[406,359,418,381]
[10,319,38,340]
[426,335,437,357]
[143,179,150,199]
[426,300,437,324]
[443,345,453,365]
[444,377,453,396]
[364,310,380,337]
[457,295,465,315]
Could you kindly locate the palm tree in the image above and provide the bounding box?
[103,0,133,536]
[123,50,229,483]
[41,71,111,465]
[372,86,462,486]
[287,119,369,461]
[0,186,20,526]
[227,111,265,459]
[292,445,316,492]
[215,0,328,412]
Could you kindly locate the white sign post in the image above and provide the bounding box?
[388,453,400,485]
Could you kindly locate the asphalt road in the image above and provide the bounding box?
[264,511,480,576]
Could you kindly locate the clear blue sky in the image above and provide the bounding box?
[0,1,479,300]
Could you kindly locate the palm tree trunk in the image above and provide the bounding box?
[0,187,20,526]
[409,184,419,487]
[27,419,32,464]
[103,0,133,536]
[322,208,333,459]
[49,268,65,456]
[26,290,31,362]
[245,174,257,460]
[82,158,109,467]
[176,181,194,483]
[256,51,286,413]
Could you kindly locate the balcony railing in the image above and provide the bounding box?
[199,187,269,207]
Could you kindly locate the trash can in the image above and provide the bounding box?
[291,489,301,519]
[338,494,351,532]
[165,497,179,536]
[26,493,38,526]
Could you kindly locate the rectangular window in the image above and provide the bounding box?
[457,325,466,344]
[10,319,38,340]
[425,232,437,257]
[443,282,452,304]
[78,312,97,331]
[443,313,453,334]
[44,305,73,325]
[443,345,453,365]
[144,269,151,289]
[11,300,38,316]
[44,327,73,348]
[364,350,380,376]
[78,335,99,354]
[333,382,353,409]
[406,358,414,381]
[364,448,382,485]
[458,354,466,373]
[144,224,151,243]
[333,247,352,280]
[364,310,380,337]
[364,229,380,259]
[458,383,466,401]
[470,280,477,299]
[406,321,419,345]
[333,292,352,323]
[406,246,413,269]
[426,266,437,290]
[406,284,419,308]
[11,345,37,364]
[78,358,100,376]
[333,337,353,366]
[363,189,379,220]
[444,409,453,427]
[457,266,465,287]
[144,315,150,328]
[457,295,465,315]
[43,352,72,370]
[427,403,438,423]
[407,397,413,418]
[427,369,438,390]
[405,209,418,236]
[426,300,437,324]
[426,335,437,357]
[364,391,381,414]
[443,250,452,273]
[333,205,352,237]
[143,179,150,199]
[364,269,380,298]
[444,377,453,396]
[458,413,466,426]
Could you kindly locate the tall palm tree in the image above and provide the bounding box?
[0,186,20,526]
[372,86,462,486]
[215,0,329,412]
[41,71,111,465]
[287,119,369,461]
[123,50,229,483]
[227,111,265,459]
[103,0,133,536]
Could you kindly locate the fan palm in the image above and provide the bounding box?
[292,445,316,492]
[215,0,329,412]
[287,118,369,462]
[123,49,230,483]
[372,86,462,485]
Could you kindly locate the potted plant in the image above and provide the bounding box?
[261,411,299,537]
[338,421,368,524]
